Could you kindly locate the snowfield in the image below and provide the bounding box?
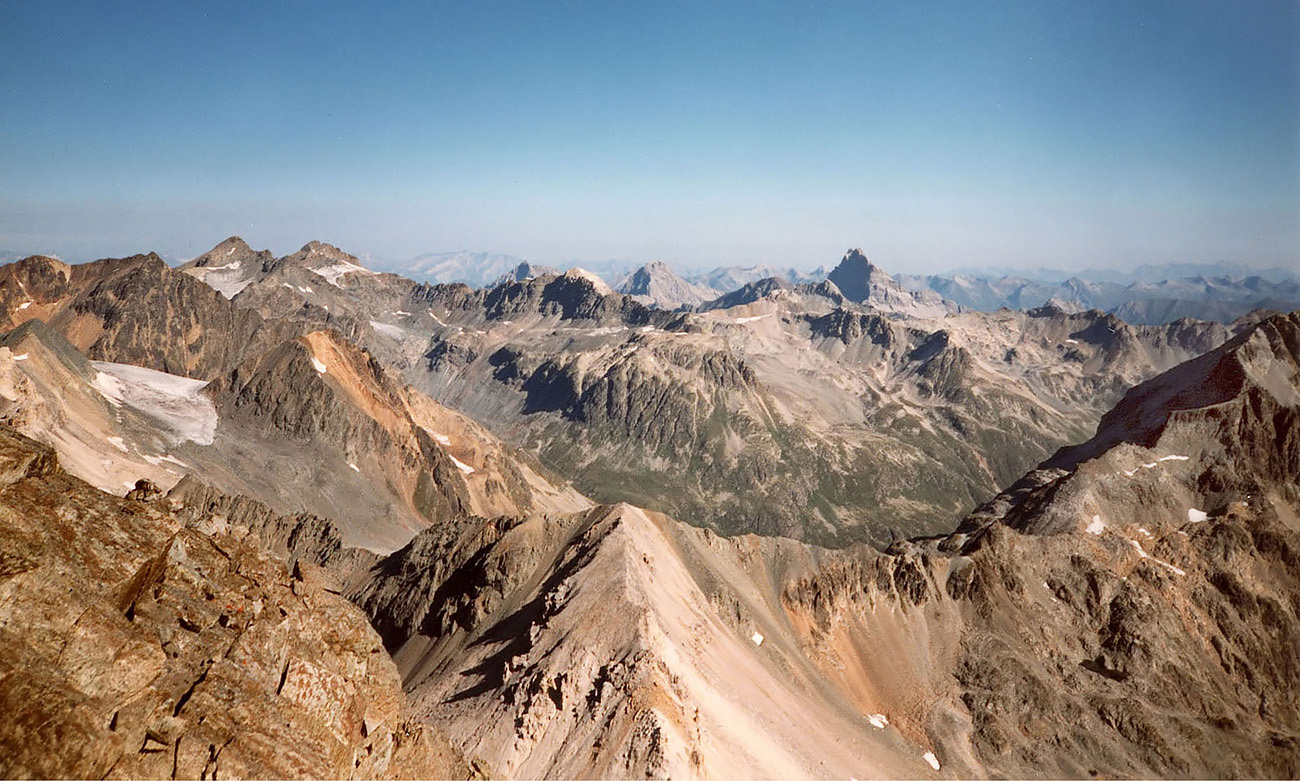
[90,362,218,445]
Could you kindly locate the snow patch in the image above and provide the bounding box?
[17,301,31,310]
[1158,454,1189,462]
[867,713,888,729]
[1086,514,1106,535]
[420,426,452,446]
[449,455,475,474]
[1064,338,1078,344]
[311,260,376,288]
[106,436,128,452]
[348,462,360,473]
[922,751,941,771]
[733,314,771,324]
[369,320,406,339]
[1187,508,1208,523]
[89,362,218,445]
[12,353,27,361]
[750,631,764,646]
[310,356,327,374]
[143,453,188,468]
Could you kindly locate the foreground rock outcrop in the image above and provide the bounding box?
[0,426,469,779]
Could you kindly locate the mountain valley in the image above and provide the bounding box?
[0,242,1297,779]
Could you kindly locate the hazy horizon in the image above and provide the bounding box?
[2,1,1297,275]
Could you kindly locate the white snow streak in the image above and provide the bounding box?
[420,426,452,446]
[349,462,361,473]
[867,713,888,729]
[449,454,475,474]
[1086,514,1106,535]
[922,751,941,771]
[369,320,406,339]
[1127,539,1186,576]
[1187,508,1208,523]
[310,356,327,374]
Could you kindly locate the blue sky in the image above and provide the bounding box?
[1,1,1297,273]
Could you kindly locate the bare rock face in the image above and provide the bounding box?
[125,477,162,501]
[825,248,958,318]
[615,261,720,309]
[0,426,469,780]
[0,252,299,381]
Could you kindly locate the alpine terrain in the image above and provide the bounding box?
[0,242,1296,780]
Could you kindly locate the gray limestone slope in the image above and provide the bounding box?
[615,260,720,309]
[409,280,1229,545]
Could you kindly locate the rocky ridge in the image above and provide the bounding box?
[0,253,587,551]
[348,311,1300,778]
[158,238,1241,544]
[0,426,470,779]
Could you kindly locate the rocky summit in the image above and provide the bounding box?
[0,241,1297,780]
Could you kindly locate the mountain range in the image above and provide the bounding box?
[0,238,1297,778]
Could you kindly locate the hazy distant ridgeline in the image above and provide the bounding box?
[363,249,1299,325]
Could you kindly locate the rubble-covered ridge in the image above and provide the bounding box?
[0,426,470,780]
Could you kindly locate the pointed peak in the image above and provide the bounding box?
[831,248,889,278]
[187,236,257,268]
